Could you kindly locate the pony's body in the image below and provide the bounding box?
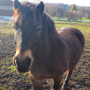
[30,27,84,79]
[13,1,85,90]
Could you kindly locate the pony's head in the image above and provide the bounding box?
[13,0,44,72]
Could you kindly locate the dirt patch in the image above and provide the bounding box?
[0,28,90,90]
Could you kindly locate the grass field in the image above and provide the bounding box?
[0,21,90,90]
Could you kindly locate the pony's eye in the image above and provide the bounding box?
[13,22,16,29]
[37,26,42,33]
[13,21,19,29]
[13,24,15,29]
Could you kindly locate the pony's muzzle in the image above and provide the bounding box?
[13,49,33,72]
[13,56,31,72]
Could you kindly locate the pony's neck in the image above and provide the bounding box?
[38,13,59,53]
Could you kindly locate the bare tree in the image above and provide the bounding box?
[56,6,64,18]
[45,4,57,17]
[45,3,64,18]
[85,7,90,19]
[64,10,82,21]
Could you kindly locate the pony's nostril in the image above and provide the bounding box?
[13,59,16,65]
[25,57,31,67]
[14,56,18,61]
[13,56,18,66]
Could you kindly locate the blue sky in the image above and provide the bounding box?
[18,0,90,7]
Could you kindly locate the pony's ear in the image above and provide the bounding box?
[36,1,44,15]
[13,0,21,10]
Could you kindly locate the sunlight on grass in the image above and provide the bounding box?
[0,29,14,35]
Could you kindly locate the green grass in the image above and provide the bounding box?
[53,17,67,20]
[0,86,7,90]
[27,79,31,82]
[55,21,90,31]
[5,61,10,65]
[54,21,78,24]
[53,17,90,21]
[82,17,90,21]
[1,65,5,69]
[8,66,16,72]
[0,21,12,29]
[0,29,14,36]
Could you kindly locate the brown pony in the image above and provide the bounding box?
[13,0,85,90]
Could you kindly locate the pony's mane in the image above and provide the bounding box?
[40,13,59,52]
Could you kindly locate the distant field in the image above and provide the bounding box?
[82,17,90,21]
[55,21,90,31]
[0,21,90,90]
[53,17,90,23]
[53,17,90,20]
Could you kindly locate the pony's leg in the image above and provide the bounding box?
[61,68,74,89]
[30,76,43,90]
[53,75,62,90]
